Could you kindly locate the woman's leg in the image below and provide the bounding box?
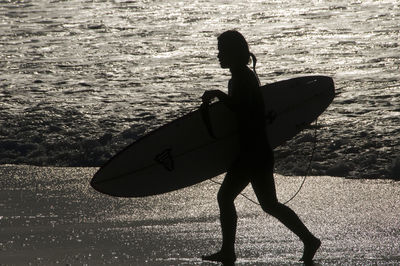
[250,165,320,262]
[218,164,249,254]
[202,160,249,263]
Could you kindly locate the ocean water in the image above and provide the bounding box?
[0,0,399,179]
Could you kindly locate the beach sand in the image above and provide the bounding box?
[1,165,399,265]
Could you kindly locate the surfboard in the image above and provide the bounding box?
[91,76,334,197]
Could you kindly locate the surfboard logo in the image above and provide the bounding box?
[155,148,174,171]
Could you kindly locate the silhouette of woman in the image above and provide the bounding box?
[201,30,321,265]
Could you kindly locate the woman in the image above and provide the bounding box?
[201,30,320,265]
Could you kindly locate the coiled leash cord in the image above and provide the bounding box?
[210,119,318,206]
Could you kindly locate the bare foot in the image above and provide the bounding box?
[300,237,321,263]
[202,251,236,265]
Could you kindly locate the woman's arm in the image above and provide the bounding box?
[202,90,237,111]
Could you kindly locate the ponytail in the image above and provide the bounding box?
[250,52,260,86]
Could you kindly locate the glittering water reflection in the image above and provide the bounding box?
[1,165,399,264]
[0,1,399,177]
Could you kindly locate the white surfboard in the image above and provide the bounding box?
[91,76,334,197]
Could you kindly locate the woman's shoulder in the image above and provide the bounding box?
[238,67,259,89]
[232,66,257,82]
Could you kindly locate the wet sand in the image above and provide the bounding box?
[1,165,399,265]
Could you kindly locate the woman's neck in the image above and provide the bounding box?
[229,65,248,76]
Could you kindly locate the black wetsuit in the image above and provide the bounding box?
[227,66,274,169]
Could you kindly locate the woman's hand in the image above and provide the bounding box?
[202,90,221,104]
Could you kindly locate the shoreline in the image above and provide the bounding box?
[1,157,399,181]
[1,103,399,181]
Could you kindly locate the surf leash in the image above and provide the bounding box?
[281,118,318,205]
[210,119,318,206]
[200,102,217,139]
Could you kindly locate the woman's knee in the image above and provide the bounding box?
[260,200,282,215]
[217,188,234,207]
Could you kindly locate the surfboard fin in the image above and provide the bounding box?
[200,103,217,139]
[155,148,174,171]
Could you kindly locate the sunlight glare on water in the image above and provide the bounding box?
[0,0,399,179]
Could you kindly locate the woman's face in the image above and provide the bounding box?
[217,41,233,69]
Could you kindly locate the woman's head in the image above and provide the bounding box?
[217,30,250,68]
